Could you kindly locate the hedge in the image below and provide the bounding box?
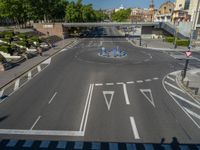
[165,37,174,43]
[0,45,10,53]
[165,36,190,47]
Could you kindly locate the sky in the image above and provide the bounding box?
[79,0,175,10]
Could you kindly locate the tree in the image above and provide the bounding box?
[111,9,131,22]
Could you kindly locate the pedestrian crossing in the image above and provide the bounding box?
[0,139,199,150]
[163,71,200,128]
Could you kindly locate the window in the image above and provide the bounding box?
[184,0,190,10]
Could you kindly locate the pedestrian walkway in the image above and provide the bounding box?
[0,38,76,88]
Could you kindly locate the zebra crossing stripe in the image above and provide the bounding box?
[39,140,50,148]
[74,141,84,149]
[23,140,34,148]
[179,145,190,150]
[0,89,4,98]
[14,79,20,91]
[37,65,41,72]
[6,140,17,147]
[109,143,118,150]
[92,142,101,150]
[144,144,154,150]
[56,141,67,149]
[126,144,137,150]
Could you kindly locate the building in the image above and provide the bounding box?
[154,1,175,22]
[130,8,149,22]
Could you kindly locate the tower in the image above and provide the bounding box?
[149,0,155,22]
[149,0,154,9]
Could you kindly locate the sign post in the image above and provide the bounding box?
[182,49,192,81]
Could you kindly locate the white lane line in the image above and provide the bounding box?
[165,81,185,93]
[106,83,114,86]
[28,71,32,80]
[95,83,103,86]
[153,77,159,80]
[0,89,4,98]
[14,79,20,91]
[0,129,84,136]
[79,84,92,131]
[116,82,124,85]
[48,92,57,104]
[30,116,41,130]
[183,107,200,120]
[145,79,151,82]
[170,91,200,110]
[130,116,140,139]
[136,80,143,83]
[126,81,134,84]
[82,84,94,133]
[167,76,175,82]
[37,65,41,72]
[122,83,130,105]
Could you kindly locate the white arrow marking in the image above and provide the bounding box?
[103,91,115,111]
[140,89,155,107]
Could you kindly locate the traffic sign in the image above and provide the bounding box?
[185,51,192,57]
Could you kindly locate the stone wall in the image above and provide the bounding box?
[33,23,65,39]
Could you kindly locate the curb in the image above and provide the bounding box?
[176,71,200,102]
[0,39,77,90]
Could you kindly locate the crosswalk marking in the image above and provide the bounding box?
[0,89,4,98]
[109,143,118,150]
[56,141,67,149]
[14,79,20,91]
[28,71,32,80]
[92,142,101,150]
[37,65,41,72]
[74,141,84,149]
[179,145,190,150]
[6,140,17,147]
[23,140,34,148]
[144,144,154,150]
[126,144,137,150]
[39,140,50,148]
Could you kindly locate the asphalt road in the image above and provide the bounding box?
[0,27,200,146]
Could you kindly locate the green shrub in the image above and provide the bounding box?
[17,33,26,40]
[176,39,190,46]
[16,41,26,47]
[4,31,14,38]
[0,45,9,53]
[165,37,174,43]
[29,36,41,43]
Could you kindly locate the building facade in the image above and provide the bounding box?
[154,1,175,22]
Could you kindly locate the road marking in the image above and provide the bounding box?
[126,144,137,150]
[109,143,118,150]
[95,83,103,86]
[140,89,155,107]
[0,129,84,136]
[0,89,4,98]
[130,116,140,139]
[42,58,51,64]
[117,83,130,105]
[48,92,57,104]
[165,81,185,93]
[79,84,94,132]
[82,84,94,133]
[170,91,200,110]
[92,142,101,150]
[144,144,154,150]
[106,83,114,86]
[56,141,67,149]
[30,116,41,130]
[127,81,134,84]
[153,77,159,80]
[183,107,200,120]
[103,91,114,111]
[28,71,32,80]
[23,140,34,148]
[136,80,143,83]
[167,76,175,82]
[37,65,41,72]
[40,140,50,148]
[74,141,84,149]
[14,79,20,91]
[145,79,151,82]
[6,140,17,147]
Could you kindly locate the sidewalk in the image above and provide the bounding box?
[0,38,76,88]
[132,38,200,52]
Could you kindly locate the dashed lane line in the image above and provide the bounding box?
[145,79,151,82]
[30,116,41,130]
[48,92,57,104]
[106,83,114,86]
[136,80,143,83]
[95,83,103,86]
[126,81,134,84]
[130,116,140,139]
